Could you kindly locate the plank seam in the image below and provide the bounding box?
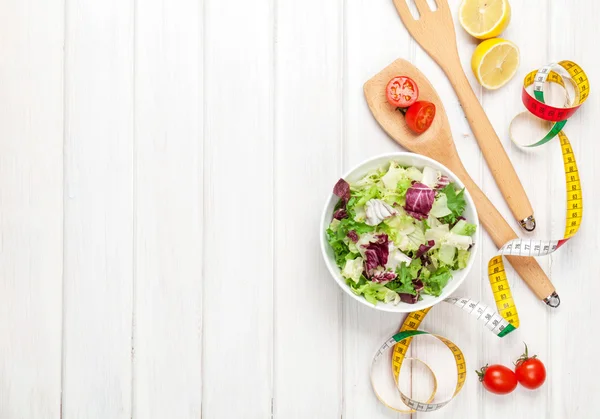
[60,0,69,415]
[130,0,138,417]
[200,0,208,415]
[339,0,346,417]
[270,0,278,416]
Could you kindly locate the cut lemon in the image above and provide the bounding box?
[471,38,519,90]
[459,0,511,40]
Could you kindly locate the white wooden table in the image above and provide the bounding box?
[1,0,599,418]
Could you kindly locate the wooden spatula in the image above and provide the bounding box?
[392,0,535,231]
[364,59,558,305]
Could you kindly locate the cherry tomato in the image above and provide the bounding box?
[405,101,436,134]
[514,344,546,390]
[386,76,419,108]
[476,364,518,395]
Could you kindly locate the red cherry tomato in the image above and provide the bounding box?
[476,364,518,395]
[386,76,419,108]
[514,344,546,390]
[405,101,436,134]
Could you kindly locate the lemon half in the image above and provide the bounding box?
[459,0,511,40]
[471,38,519,90]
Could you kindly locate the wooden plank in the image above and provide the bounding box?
[133,1,203,418]
[547,1,600,417]
[202,0,273,417]
[62,1,134,417]
[0,0,64,417]
[273,0,344,417]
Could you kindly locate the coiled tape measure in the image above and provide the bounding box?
[371,61,587,413]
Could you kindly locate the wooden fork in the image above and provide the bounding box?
[392,0,536,231]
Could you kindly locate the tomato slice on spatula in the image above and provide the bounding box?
[405,101,436,134]
[386,76,419,107]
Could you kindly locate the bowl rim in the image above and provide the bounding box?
[319,151,480,313]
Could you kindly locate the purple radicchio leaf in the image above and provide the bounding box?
[333,178,351,205]
[347,230,359,242]
[404,209,428,220]
[333,208,348,220]
[404,182,435,220]
[435,175,450,189]
[372,270,397,283]
[421,254,432,267]
[399,293,418,304]
[412,279,424,292]
[416,240,435,258]
[363,234,390,274]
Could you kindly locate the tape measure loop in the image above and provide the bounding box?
[373,326,465,413]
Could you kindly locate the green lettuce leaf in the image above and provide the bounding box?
[397,178,412,197]
[354,185,382,208]
[451,219,477,236]
[408,258,422,278]
[341,257,364,282]
[352,168,386,190]
[386,262,417,295]
[456,249,471,269]
[430,192,452,218]
[381,162,408,190]
[327,215,372,268]
[438,244,456,266]
[383,213,426,252]
[439,183,466,224]
[326,228,351,267]
[335,217,375,240]
[423,266,453,296]
[348,278,391,305]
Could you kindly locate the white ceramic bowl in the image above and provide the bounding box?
[320,152,479,313]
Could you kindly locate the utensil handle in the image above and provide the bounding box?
[450,160,556,301]
[445,66,535,225]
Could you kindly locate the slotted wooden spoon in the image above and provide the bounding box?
[392,0,535,231]
[364,59,558,305]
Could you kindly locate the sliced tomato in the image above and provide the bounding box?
[405,101,436,134]
[386,76,419,108]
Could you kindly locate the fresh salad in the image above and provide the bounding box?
[326,161,477,305]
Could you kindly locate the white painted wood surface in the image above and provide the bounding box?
[1,0,598,417]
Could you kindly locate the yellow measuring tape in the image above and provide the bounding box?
[371,61,587,413]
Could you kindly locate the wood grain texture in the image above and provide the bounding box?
[62,0,134,417]
[546,1,600,418]
[202,0,273,417]
[133,0,203,417]
[0,0,64,418]
[1,0,600,418]
[273,0,344,417]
